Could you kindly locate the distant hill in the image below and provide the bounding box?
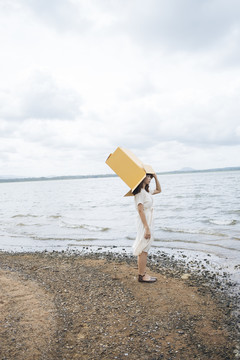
[0,167,239,183]
[0,174,116,183]
[159,166,240,175]
[179,167,196,172]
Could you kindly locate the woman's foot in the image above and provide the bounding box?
[138,273,157,283]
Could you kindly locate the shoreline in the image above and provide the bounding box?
[2,244,239,295]
[1,241,239,284]
[0,249,239,359]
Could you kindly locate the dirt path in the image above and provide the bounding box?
[0,252,238,359]
[0,269,57,359]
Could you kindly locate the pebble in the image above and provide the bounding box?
[181,274,191,280]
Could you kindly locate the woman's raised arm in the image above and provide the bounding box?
[152,173,161,195]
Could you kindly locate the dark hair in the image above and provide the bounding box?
[133,174,153,195]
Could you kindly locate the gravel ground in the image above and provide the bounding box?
[0,250,239,360]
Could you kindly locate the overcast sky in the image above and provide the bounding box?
[0,0,240,177]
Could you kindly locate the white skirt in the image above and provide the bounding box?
[132,208,154,256]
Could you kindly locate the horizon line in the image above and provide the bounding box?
[0,166,240,184]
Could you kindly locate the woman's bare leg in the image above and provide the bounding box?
[137,252,153,281]
[138,251,156,281]
[138,251,148,275]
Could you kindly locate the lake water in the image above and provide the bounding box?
[0,171,239,283]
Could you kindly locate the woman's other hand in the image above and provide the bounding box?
[144,226,151,239]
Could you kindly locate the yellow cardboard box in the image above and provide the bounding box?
[105,147,154,196]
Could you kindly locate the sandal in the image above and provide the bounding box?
[138,273,157,283]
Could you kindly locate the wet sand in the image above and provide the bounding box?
[0,251,239,360]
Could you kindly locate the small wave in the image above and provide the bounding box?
[59,223,81,229]
[209,219,237,226]
[101,227,110,232]
[16,222,43,227]
[61,222,110,232]
[48,215,62,219]
[153,245,240,257]
[226,209,240,215]
[74,238,98,242]
[32,236,78,241]
[159,226,226,237]
[154,238,200,244]
[154,239,240,256]
[154,238,240,251]
[12,214,39,218]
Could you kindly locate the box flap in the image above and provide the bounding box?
[143,164,155,174]
[124,189,134,197]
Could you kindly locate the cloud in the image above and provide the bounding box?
[141,141,240,171]
[0,0,90,33]
[22,71,82,120]
[109,0,240,52]
[0,71,82,121]
[2,0,118,34]
[8,0,240,52]
[3,0,240,54]
[101,79,240,151]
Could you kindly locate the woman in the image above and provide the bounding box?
[132,173,161,283]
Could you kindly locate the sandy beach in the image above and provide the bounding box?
[0,250,239,360]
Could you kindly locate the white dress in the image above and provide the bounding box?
[132,188,154,256]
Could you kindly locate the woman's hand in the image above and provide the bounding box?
[144,226,151,239]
